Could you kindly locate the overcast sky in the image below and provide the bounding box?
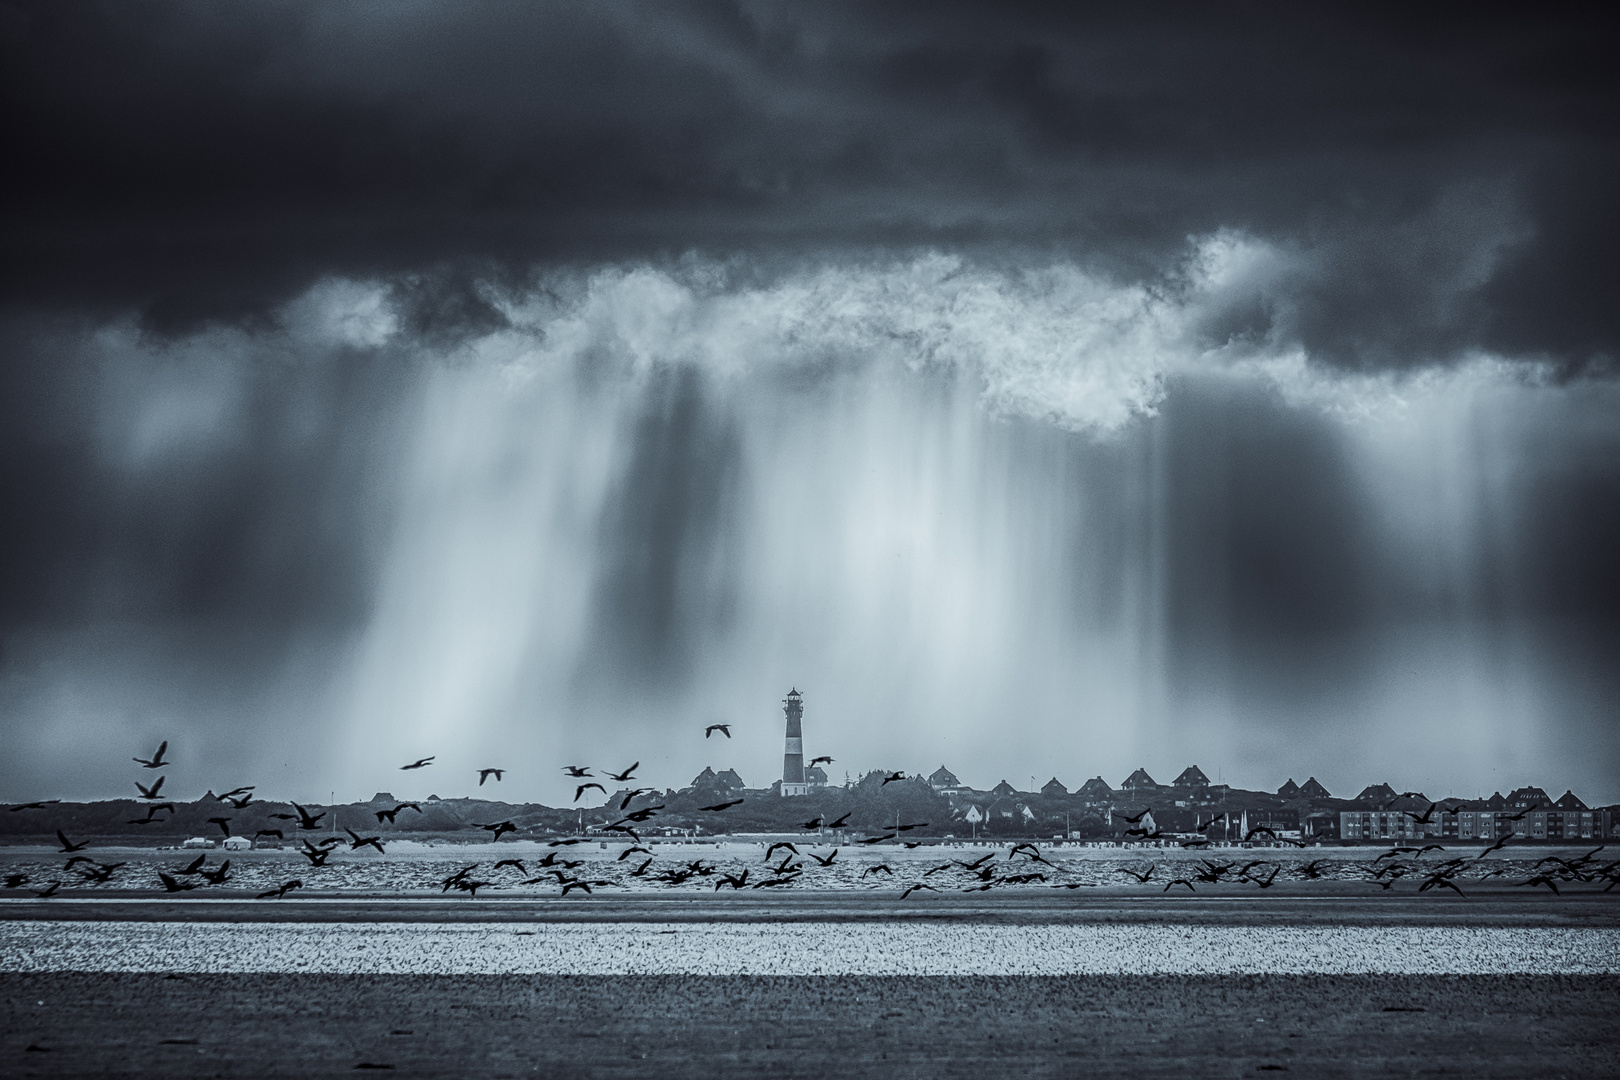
[2,3,1616,806]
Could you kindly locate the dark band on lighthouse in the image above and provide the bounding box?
[781,688,808,796]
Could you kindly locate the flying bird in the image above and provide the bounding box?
[704,724,731,739]
[345,828,386,853]
[809,756,834,767]
[158,872,198,893]
[799,816,824,830]
[257,880,303,899]
[562,765,593,777]
[606,763,639,782]
[808,849,839,867]
[34,881,61,899]
[132,740,169,769]
[178,854,208,875]
[223,793,254,809]
[56,831,88,853]
[477,820,517,840]
[879,771,904,785]
[218,786,255,800]
[764,841,799,862]
[574,783,606,802]
[862,864,893,877]
[477,769,504,786]
[135,776,165,799]
[198,860,232,886]
[900,883,937,899]
[1115,865,1155,884]
[699,799,743,812]
[826,811,852,828]
[1477,835,1514,858]
[1119,807,1152,824]
[400,756,435,770]
[857,833,896,845]
[1164,878,1196,893]
[619,788,656,810]
[616,846,653,862]
[4,873,29,888]
[291,803,326,831]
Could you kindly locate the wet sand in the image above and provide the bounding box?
[5,972,1618,1078]
[5,891,1617,1077]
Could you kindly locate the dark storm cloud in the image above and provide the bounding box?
[2,1,1616,366]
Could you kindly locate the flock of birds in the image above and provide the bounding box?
[2,737,1617,901]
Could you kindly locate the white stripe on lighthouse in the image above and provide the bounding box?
[784,738,802,755]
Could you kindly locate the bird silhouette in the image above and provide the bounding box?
[258,880,303,899]
[224,793,254,809]
[198,860,232,886]
[1118,807,1152,824]
[1517,874,1560,894]
[862,864,893,877]
[177,854,208,875]
[900,882,937,899]
[1477,835,1514,858]
[63,855,95,871]
[1179,837,1212,848]
[375,802,421,823]
[476,820,517,840]
[826,811,852,828]
[218,786,255,801]
[562,765,592,777]
[699,799,743,812]
[808,849,839,867]
[400,756,435,770]
[298,843,331,867]
[922,862,952,877]
[291,803,326,831]
[1404,802,1441,825]
[879,771,904,785]
[956,854,995,871]
[857,833,896,845]
[764,841,799,861]
[4,873,29,888]
[493,858,526,873]
[606,763,639,782]
[896,822,929,832]
[477,769,504,786]
[56,830,88,853]
[620,806,662,823]
[1164,878,1196,893]
[798,816,824,830]
[618,788,656,810]
[126,803,174,825]
[34,881,61,898]
[548,837,587,847]
[1196,812,1228,833]
[135,776,166,799]
[1250,867,1281,889]
[705,724,731,739]
[7,800,60,812]
[133,741,169,769]
[574,783,605,802]
[345,828,385,853]
[616,846,653,862]
[158,872,198,893]
[809,755,834,767]
[628,859,654,877]
[1116,865,1155,884]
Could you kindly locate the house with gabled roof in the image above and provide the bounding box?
[1120,768,1157,793]
[1354,783,1396,805]
[1506,787,1551,809]
[1554,790,1587,811]
[1299,777,1332,799]
[1172,766,1210,788]
[1041,777,1068,798]
[1075,777,1114,805]
[1277,779,1302,798]
[991,779,1018,798]
[928,766,966,794]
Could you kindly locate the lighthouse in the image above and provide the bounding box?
[781,688,809,796]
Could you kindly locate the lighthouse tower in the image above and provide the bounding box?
[781,688,809,796]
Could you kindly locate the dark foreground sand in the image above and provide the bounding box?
[4,972,1618,1078]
